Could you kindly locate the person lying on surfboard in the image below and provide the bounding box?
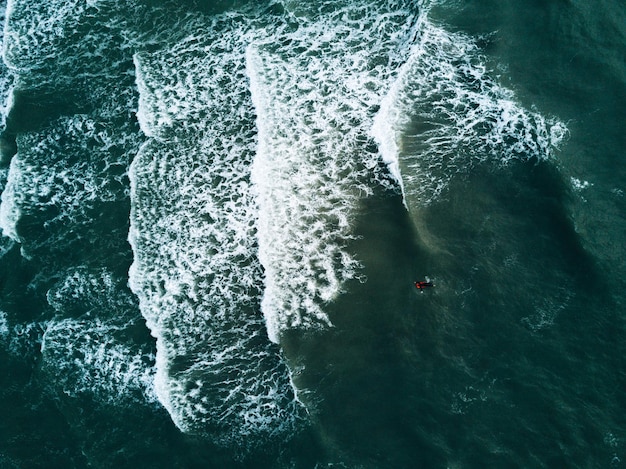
[414,280,434,290]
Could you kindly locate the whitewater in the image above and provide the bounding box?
[0,0,565,443]
[1,0,625,467]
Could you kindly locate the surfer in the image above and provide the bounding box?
[414,280,434,290]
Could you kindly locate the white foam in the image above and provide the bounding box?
[133,12,266,139]
[0,114,140,257]
[372,11,568,207]
[3,0,140,72]
[371,63,409,201]
[5,320,43,357]
[247,46,361,341]
[0,13,13,136]
[41,317,158,404]
[521,288,572,332]
[37,269,158,402]
[1,0,186,116]
[0,154,21,242]
[246,3,419,342]
[571,177,592,191]
[0,310,8,340]
[3,0,95,72]
[46,267,134,316]
[128,14,306,444]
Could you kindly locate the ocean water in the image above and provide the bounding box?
[0,0,624,467]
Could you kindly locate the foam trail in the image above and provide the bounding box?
[41,269,157,405]
[128,16,305,446]
[247,46,364,342]
[0,3,12,134]
[0,310,8,341]
[42,318,157,404]
[0,0,143,261]
[247,2,419,342]
[372,11,568,207]
[0,114,140,260]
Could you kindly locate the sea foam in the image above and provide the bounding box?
[0,0,163,418]
[128,13,305,446]
[40,268,158,405]
[247,1,419,342]
[0,310,8,340]
[0,114,140,261]
[372,11,568,207]
[42,317,158,404]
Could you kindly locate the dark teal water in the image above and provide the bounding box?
[0,0,624,467]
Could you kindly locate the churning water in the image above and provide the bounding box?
[1,0,625,467]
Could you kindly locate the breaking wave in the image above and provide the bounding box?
[248,1,419,342]
[372,10,568,207]
[128,10,306,446]
[0,0,574,454]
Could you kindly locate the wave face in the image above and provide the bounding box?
[372,10,568,207]
[128,11,306,445]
